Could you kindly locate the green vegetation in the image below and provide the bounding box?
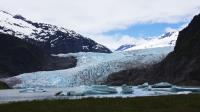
[0,33,77,78]
[0,94,200,112]
[0,81,10,89]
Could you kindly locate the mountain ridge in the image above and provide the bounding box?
[106,13,200,86]
[0,10,111,54]
[115,31,178,51]
[0,33,77,78]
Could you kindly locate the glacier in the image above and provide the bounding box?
[10,47,174,88]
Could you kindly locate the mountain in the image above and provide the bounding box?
[155,13,200,85]
[106,13,200,86]
[0,33,77,78]
[0,10,111,54]
[115,44,136,51]
[115,31,178,51]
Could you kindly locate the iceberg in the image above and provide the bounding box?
[121,84,133,94]
[171,87,200,93]
[55,91,85,96]
[55,91,65,96]
[55,85,118,96]
[151,82,173,88]
[149,88,173,92]
[19,88,47,93]
[1,85,199,103]
[85,85,118,95]
[138,83,149,88]
[67,91,85,96]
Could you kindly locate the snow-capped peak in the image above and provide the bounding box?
[0,10,111,53]
[0,10,82,42]
[115,44,136,51]
[115,31,179,51]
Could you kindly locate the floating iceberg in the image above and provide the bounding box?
[19,88,47,93]
[66,91,85,96]
[1,85,200,103]
[55,85,118,96]
[121,84,133,94]
[138,83,149,89]
[85,85,118,95]
[149,88,173,92]
[171,87,200,93]
[151,82,173,88]
[55,91,65,96]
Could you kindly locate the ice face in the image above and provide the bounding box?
[13,47,174,88]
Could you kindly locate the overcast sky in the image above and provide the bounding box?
[1,0,200,49]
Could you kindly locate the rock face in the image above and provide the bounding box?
[0,33,77,78]
[0,10,111,54]
[155,13,200,85]
[106,13,200,86]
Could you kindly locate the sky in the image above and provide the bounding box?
[1,0,200,49]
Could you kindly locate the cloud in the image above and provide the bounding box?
[164,23,189,33]
[1,0,200,35]
[86,34,146,50]
[1,0,200,49]
[164,27,179,33]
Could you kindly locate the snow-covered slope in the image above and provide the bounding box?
[4,47,174,88]
[115,31,178,51]
[115,44,136,51]
[0,10,111,53]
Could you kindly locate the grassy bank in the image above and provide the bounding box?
[0,94,199,112]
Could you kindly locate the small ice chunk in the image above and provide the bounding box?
[67,91,85,96]
[85,85,117,95]
[151,82,173,88]
[19,88,47,93]
[138,82,149,88]
[121,84,133,94]
[171,87,200,92]
[55,91,65,96]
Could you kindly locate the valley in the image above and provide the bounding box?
[0,2,200,111]
[2,47,173,88]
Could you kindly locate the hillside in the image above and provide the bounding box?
[0,10,111,54]
[0,33,77,78]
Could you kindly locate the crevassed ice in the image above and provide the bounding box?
[14,47,174,88]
